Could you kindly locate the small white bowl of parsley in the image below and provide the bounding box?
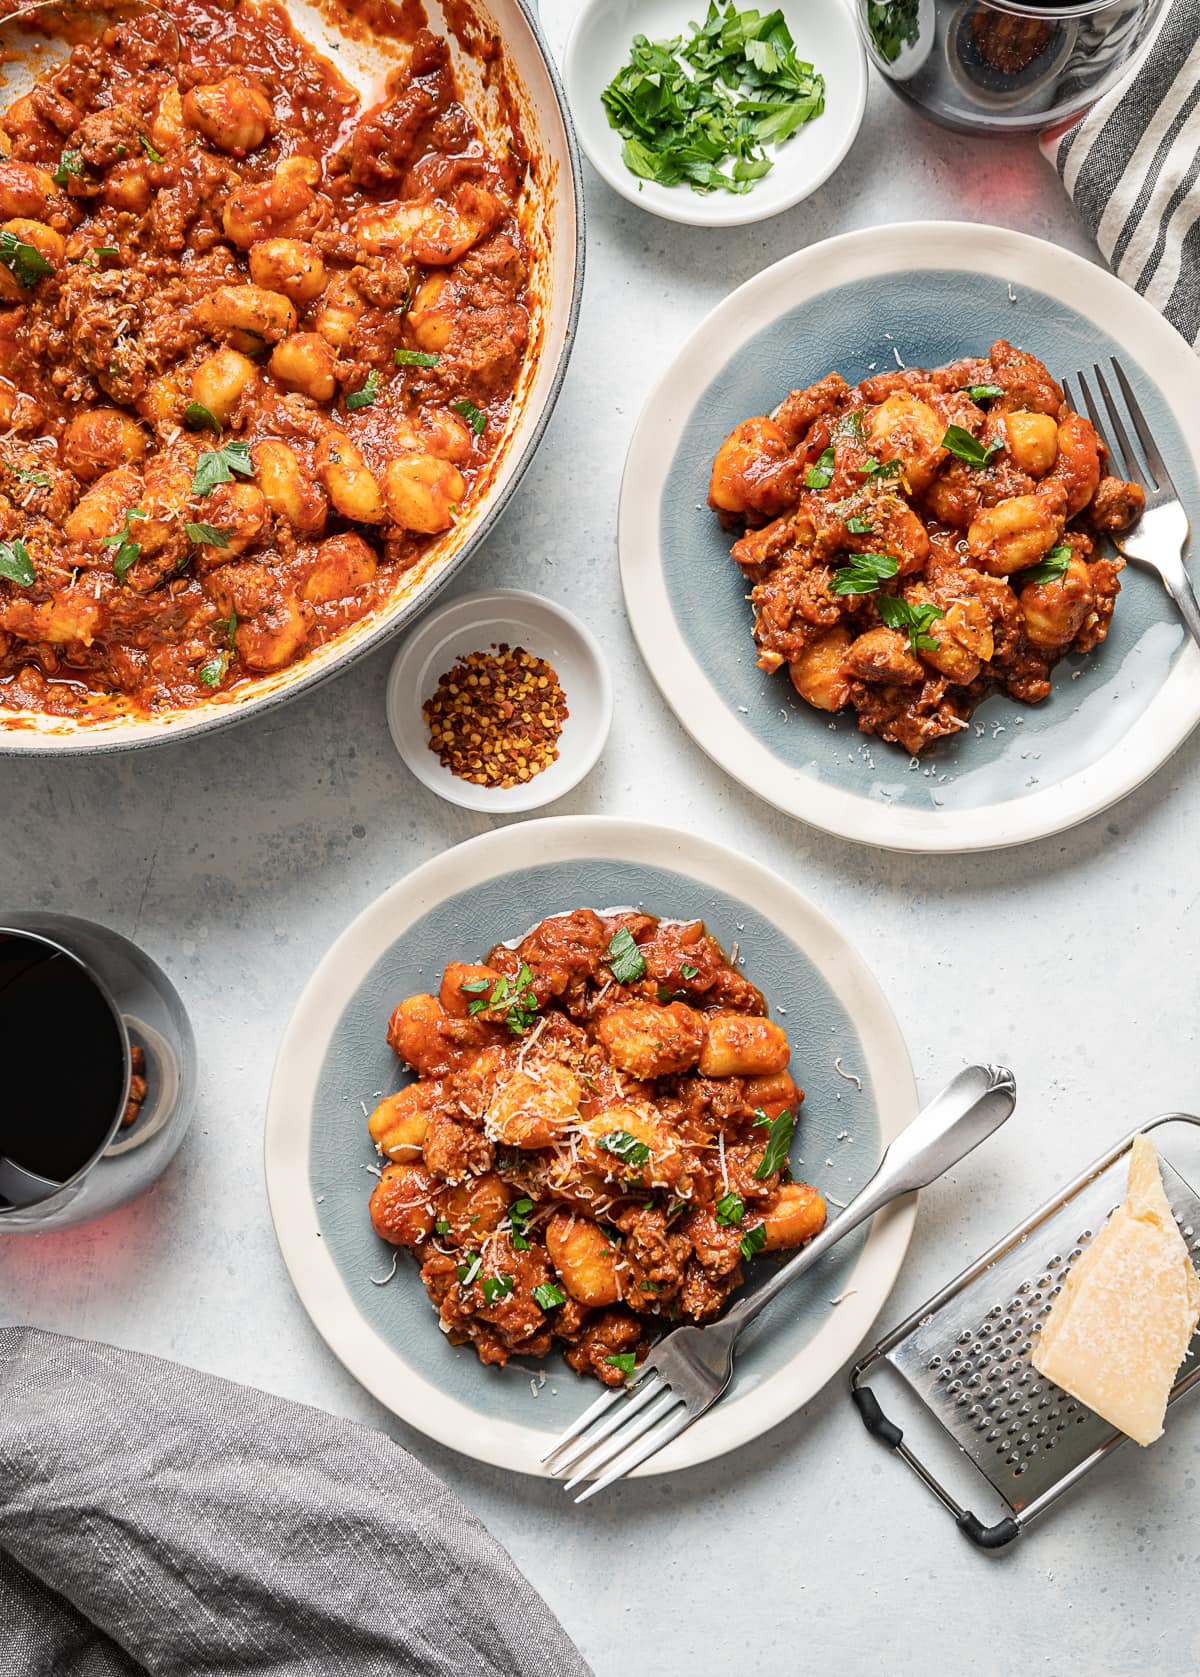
[564,0,867,226]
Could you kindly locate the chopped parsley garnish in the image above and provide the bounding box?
[192,441,253,496]
[102,507,147,583]
[139,134,165,163]
[605,1352,638,1377]
[866,0,920,63]
[832,552,899,596]
[0,230,54,288]
[680,963,699,979]
[967,382,1005,403]
[481,1274,515,1305]
[857,456,904,480]
[11,465,50,486]
[606,926,646,985]
[52,149,84,186]
[93,246,119,260]
[457,1254,483,1289]
[198,608,238,687]
[451,396,487,436]
[184,401,222,435]
[739,1222,768,1260]
[507,1196,534,1251]
[394,347,440,368]
[0,537,34,587]
[804,447,835,489]
[753,1107,795,1179]
[434,1217,451,1235]
[600,2,825,196]
[533,1282,566,1311]
[465,964,540,1035]
[667,1198,688,1220]
[752,1107,773,1127]
[184,522,231,547]
[715,1191,745,1226]
[878,593,941,655]
[833,409,864,439]
[845,514,874,535]
[345,368,380,410]
[1016,545,1073,587]
[598,1129,652,1170]
[942,424,1001,469]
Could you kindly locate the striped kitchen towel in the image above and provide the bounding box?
[1041,0,1200,348]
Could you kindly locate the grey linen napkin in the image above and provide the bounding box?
[1040,0,1200,348]
[0,1327,594,1677]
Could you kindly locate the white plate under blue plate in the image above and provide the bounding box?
[264,817,916,1477]
[619,221,1200,852]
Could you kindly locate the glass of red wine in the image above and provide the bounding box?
[0,913,196,1230]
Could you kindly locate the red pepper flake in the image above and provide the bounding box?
[423,643,568,789]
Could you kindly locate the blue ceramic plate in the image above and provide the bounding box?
[265,817,916,1475]
[620,223,1200,851]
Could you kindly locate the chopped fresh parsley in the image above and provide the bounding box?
[942,424,1001,469]
[1016,545,1073,587]
[457,1254,483,1289]
[533,1282,566,1311]
[0,537,34,587]
[93,246,119,260]
[52,149,84,187]
[754,1108,795,1179]
[832,551,899,596]
[598,1129,652,1170]
[184,522,231,547]
[967,382,1005,403]
[11,465,50,486]
[878,593,941,655]
[345,368,380,410]
[739,1222,769,1260]
[451,396,487,436]
[752,1107,773,1127]
[680,962,699,979]
[715,1191,745,1226]
[667,1198,688,1220]
[833,409,864,439]
[184,401,222,435]
[465,964,539,1034]
[139,134,165,163]
[845,514,874,534]
[192,441,253,497]
[0,230,54,288]
[605,1352,638,1377]
[607,926,646,985]
[600,2,825,197]
[434,1217,451,1235]
[394,347,440,368]
[198,608,238,687]
[507,1197,534,1252]
[804,446,835,490]
[865,0,920,63]
[102,507,147,584]
[481,1274,515,1305]
[857,456,904,481]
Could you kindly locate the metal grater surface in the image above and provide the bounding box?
[888,1153,1200,1513]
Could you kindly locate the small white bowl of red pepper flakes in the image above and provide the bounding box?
[387,589,613,812]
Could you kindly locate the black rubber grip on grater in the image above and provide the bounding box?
[956,1511,1021,1549]
[851,1384,903,1447]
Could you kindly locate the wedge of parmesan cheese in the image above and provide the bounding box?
[1032,1135,1200,1446]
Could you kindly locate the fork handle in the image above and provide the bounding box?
[1155,555,1200,652]
[723,1064,1017,1333]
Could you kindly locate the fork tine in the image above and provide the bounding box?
[1093,361,1143,486]
[572,1404,694,1503]
[560,1387,683,1492]
[1110,356,1168,490]
[548,1376,665,1477]
[541,1383,628,1464]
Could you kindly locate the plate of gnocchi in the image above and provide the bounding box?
[264,815,917,1475]
[619,221,1200,851]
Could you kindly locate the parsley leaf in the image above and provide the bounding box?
[878,594,941,656]
[0,537,34,587]
[680,962,699,979]
[394,347,440,368]
[804,446,835,490]
[481,1274,515,1305]
[598,1129,651,1170]
[857,456,904,480]
[832,551,899,595]
[605,1352,638,1377]
[102,508,146,584]
[451,396,487,436]
[466,964,540,1034]
[139,134,165,163]
[533,1282,566,1310]
[607,926,646,985]
[192,441,253,496]
[507,1197,534,1252]
[942,424,1001,469]
[845,514,874,534]
[739,1222,768,1260]
[967,382,1005,403]
[184,401,222,435]
[457,1254,483,1289]
[865,0,920,63]
[434,1217,451,1235]
[52,149,84,187]
[198,608,238,686]
[10,465,50,486]
[715,1191,745,1226]
[1015,545,1073,587]
[345,368,380,410]
[754,1108,795,1179]
[184,522,231,547]
[0,230,54,288]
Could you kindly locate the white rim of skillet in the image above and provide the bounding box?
[264,815,918,1478]
[619,220,1200,853]
[562,0,868,228]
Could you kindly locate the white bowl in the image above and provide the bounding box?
[563,0,867,227]
[386,589,612,811]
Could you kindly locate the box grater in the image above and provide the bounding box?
[851,1114,1200,1548]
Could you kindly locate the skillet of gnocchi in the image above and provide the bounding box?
[367,908,825,1386]
[709,340,1145,754]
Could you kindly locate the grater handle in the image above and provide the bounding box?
[726,1065,1016,1332]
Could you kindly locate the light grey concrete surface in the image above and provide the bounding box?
[2,6,1198,1673]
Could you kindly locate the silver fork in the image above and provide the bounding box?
[544,1063,1017,1501]
[1063,358,1198,648]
